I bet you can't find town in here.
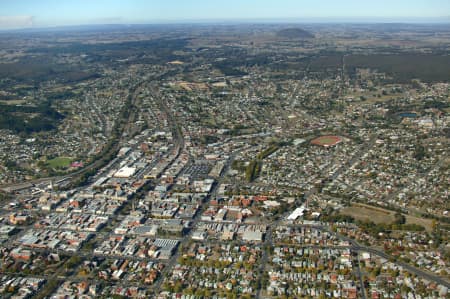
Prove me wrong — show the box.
[0,22,449,299]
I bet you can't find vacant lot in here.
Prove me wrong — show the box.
[405,215,433,232]
[341,204,395,224]
[341,203,433,231]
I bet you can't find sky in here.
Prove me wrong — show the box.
[0,0,449,29]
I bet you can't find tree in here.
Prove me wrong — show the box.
[65,256,81,270]
[414,144,426,160]
[393,212,406,225]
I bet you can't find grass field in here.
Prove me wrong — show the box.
[311,135,342,147]
[46,157,73,169]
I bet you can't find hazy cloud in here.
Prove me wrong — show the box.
[90,17,123,24]
[0,16,34,29]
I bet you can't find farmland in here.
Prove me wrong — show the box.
[346,54,450,83]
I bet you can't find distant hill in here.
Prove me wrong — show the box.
[276,28,314,39]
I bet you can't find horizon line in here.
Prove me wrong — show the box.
[1,16,450,32]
